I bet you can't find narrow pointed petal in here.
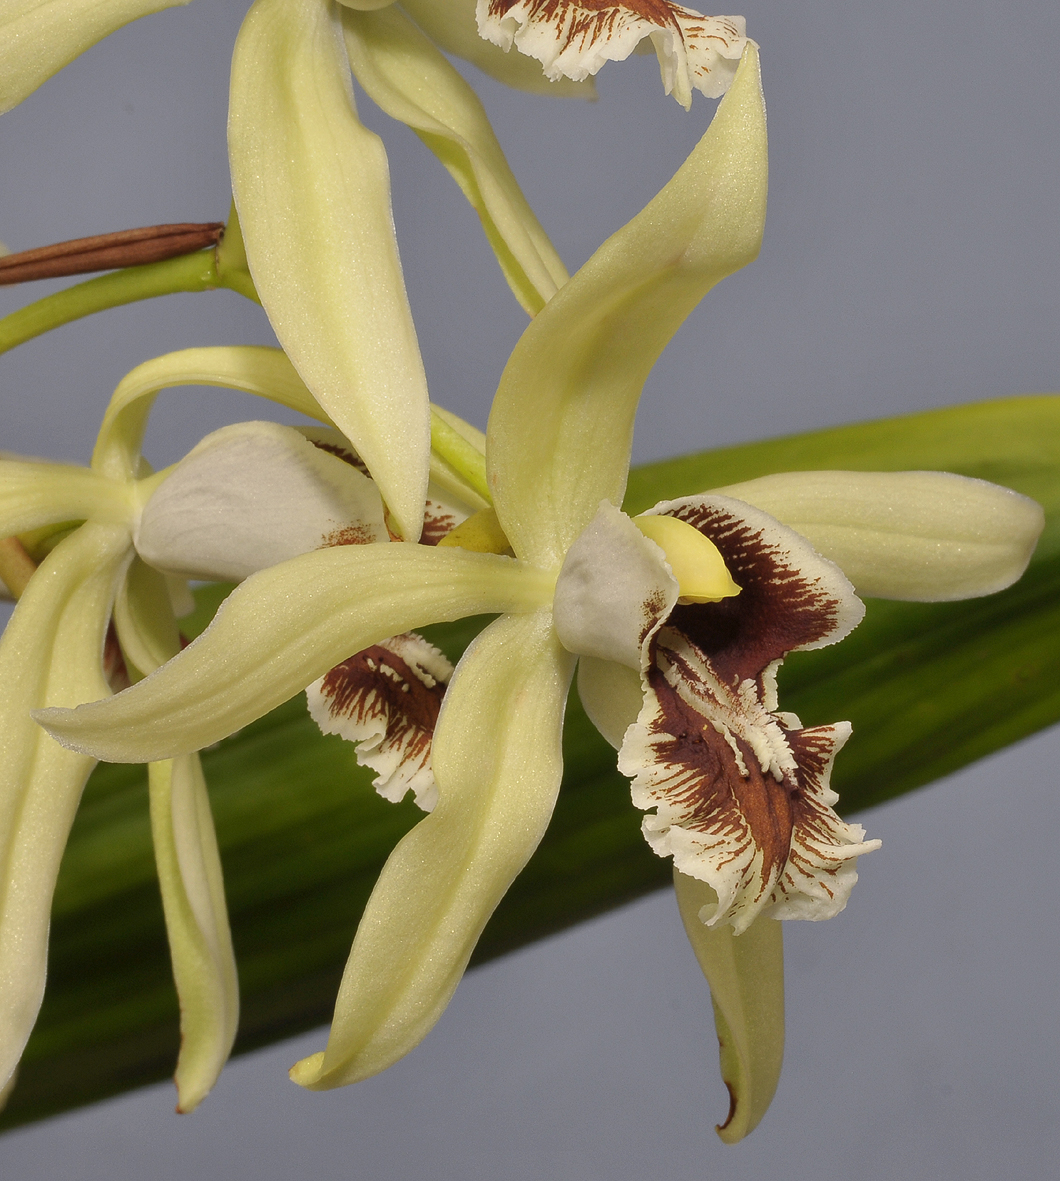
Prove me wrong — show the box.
[714,470,1046,602]
[93,346,331,482]
[0,523,129,1088]
[343,4,568,313]
[149,756,239,1112]
[674,872,784,1143]
[135,421,388,582]
[36,545,555,762]
[115,565,238,1111]
[488,44,766,567]
[0,0,189,114]
[0,459,129,536]
[478,1,748,108]
[290,609,575,1088]
[229,0,430,541]
[398,0,594,97]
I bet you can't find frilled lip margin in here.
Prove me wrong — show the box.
[477,0,749,104]
[616,495,881,933]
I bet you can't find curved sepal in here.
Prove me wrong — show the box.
[488,44,767,567]
[0,0,189,114]
[229,0,430,541]
[713,470,1045,602]
[93,346,331,483]
[290,610,575,1088]
[0,523,129,1089]
[343,4,567,313]
[115,561,238,1112]
[148,756,239,1112]
[36,545,555,762]
[674,870,784,1142]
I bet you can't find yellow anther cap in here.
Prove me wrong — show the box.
[633,514,741,603]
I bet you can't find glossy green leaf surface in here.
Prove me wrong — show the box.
[3,395,1058,1129]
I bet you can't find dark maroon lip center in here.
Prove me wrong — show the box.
[661,501,844,685]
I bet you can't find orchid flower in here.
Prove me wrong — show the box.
[33,48,1043,1137]
[0,347,375,1111]
[0,340,491,1108]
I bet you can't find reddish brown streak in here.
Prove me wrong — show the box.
[320,644,445,765]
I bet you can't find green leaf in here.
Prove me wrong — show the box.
[3,394,1058,1129]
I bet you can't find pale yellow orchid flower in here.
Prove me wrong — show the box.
[0,346,360,1112]
[34,50,1043,1139]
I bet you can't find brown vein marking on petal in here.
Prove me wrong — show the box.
[309,439,370,478]
[647,641,795,892]
[624,622,866,929]
[316,635,452,790]
[421,500,460,546]
[663,500,847,687]
[489,0,682,30]
[321,523,377,547]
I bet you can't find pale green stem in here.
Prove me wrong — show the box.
[0,249,260,357]
[429,411,490,504]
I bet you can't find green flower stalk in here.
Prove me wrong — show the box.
[32,49,1043,1137]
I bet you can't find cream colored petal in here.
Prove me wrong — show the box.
[553,500,677,669]
[290,609,575,1088]
[148,756,239,1112]
[674,872,784,1144]
[575,655,642,749]
[93,346,331,482]
[113,558,182,678]
[0,459,130,536]
[36,544,556,762]
[488,45,766,567]
[714,470,1045,602]
[399,0,594,96]
[0,0,189,114]
[135,421,388,582]
[230,0,430,542]
[343,4,567,314]
[0,522,129,1088]
[114,563,238,1112]
[478,1,747,109]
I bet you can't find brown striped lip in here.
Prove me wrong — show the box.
[478,0,748,103]
[306,634,454,812]
[617,494,878,931]
[0,222,224,285]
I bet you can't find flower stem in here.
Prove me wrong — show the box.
[0,248,258,357]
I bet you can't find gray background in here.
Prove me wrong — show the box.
[1,0,1059,1177]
